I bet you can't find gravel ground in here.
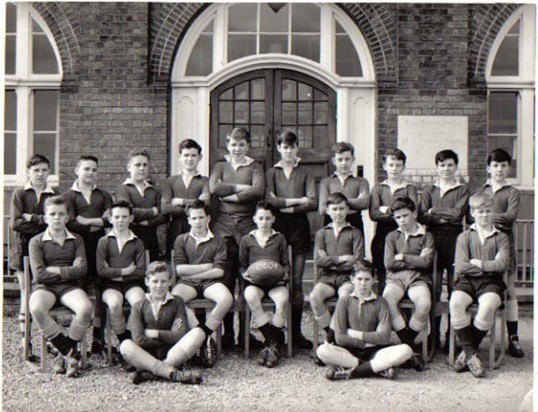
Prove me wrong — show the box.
[2,310,533,412]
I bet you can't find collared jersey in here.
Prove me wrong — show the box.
[96,230,146,281]
[332,292,392,348]
[319,173,370,215]
[10,182,59,236]
[455,225,510,277]
[160,173,210,218]
[173,231,227,271]
[265,162,316,213]
[314,223,365,274]
[239,230,289,274]
[115,179,167,228]
[419,182,469,233]
[369,181,418,225]
[479,181,520,233]
[29,228,87,286]
[384,225,434,273]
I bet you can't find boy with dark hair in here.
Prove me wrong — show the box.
[209,127,265,349]
[382,196,434,371]
[28,196,93,378]
[120,261,204,385]
[63,154,113,356]
[240,201,290,367]
[265,130,316,350]
[172,200,233,368]
[115,148,167,261]
[369,148,418,292]
[479,148,523,357]
[10,154,59,356]
[317,260,412,381]
[96,201,146,352]
[449,193,509,378]
[161,139,210,258]
[310,192,365,344]
[319,142,370,235]
[419,149,469,350]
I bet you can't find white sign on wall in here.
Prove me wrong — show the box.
[397,116,468,172]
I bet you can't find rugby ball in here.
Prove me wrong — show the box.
[247,260,285,287]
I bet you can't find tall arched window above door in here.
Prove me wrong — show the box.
[4,2,62,186]
[176,3,373,81]
[486,5,535,188]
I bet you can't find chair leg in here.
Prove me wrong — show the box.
[287,305,293,359]
[489,313,506,370]
[312,317,319,357]
[216,324,222,359]
[80,333,88,369]
[106,309,113,366]
[244,308,250,359]
[448,325,456,365]
[40,333,47,372]
[23,310,31,362]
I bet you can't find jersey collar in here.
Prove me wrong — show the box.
[381,179,409,192]
[350,291,378,302]
[42,228,77,242]
[274,157,301,169]
[469,223,499,239]
[123,178,153,188]
[24,181,56,194]
[484,179,511,192]
[224,155,256,170]
[188,229,215,245]
[106,229,138,241]
[249,229,278,238]
[397,223,426,237]
[71,180,97,193]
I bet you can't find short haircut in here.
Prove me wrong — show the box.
[353,260,374,277]
[487,148,512,165]
[435,149,458,165]
[128,148,150,162]
[78,155,99,166]
[27,154,50,169]
[110,200,133,215]
[44,196,68,213]
[277,130,299,146]
[146,261,171,279]
[178,139,202,155]
[383,148,407,164]
[226,127,251,144]
[255,201,275,215]
[469,192,494,210]
[390,196,416,214]
[331,142,354,157]
[326,192,348,207]
[187,199,210,216]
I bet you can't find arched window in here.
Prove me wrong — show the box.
[4,2,62,185]
[178,3,371,80]
[486,5,535,187]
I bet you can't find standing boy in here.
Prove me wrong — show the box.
[115,149,167,261]
[449,193,509,378]
[161,140,210,258]
[28,196,93,378]
[317,260,412,381]
[209,127,265,349]
[319,142,370,235]
[382,196,434,371]
[419,149,469,349]
[96,201,146,354]
[369,149,418,292]
[240,202,290,367]
[172,200,233,368]
[120,261,204,385]
[63,155,113,355]
[265,130,316,349]
[479,149,523,357]
[309,192,365,344]
[10,154,59,356]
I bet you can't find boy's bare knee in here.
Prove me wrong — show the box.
[119,339,134,357]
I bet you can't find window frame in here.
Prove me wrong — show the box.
[4,3,62,187]
[486,5,535,189]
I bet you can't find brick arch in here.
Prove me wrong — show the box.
[469,4,521,83]
[149,3,397,83]
[32,2,80,77]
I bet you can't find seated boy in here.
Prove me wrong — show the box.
[10,154,59,356]
[239,202,290,368]
[310,192,365,344]
[382,196,434,371]
[120,261,204,385]
[28,196,93,378]
[449,193,509,378]
[317,260,413,380]
[115,148,167,261]
[319,142,370,235]
[96,201,146,355]
[172,200,233,368]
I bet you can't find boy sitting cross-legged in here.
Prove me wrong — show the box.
[28,196,93,378]
[172,200,233,368]
[96,201,146,359]
[382,196,434,372]
[120,261,204,385]
[317,260,413,381]
[449,193,509,378]
[309,192,365,347]
[240,202,290,368]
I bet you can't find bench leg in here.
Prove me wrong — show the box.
[244,308,250,359]
[287,305,293,358]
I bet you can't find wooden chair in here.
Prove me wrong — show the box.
[104,250,150,365]
[243,245,293,359]
[448,273,507,370]
[23,257,89,372]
